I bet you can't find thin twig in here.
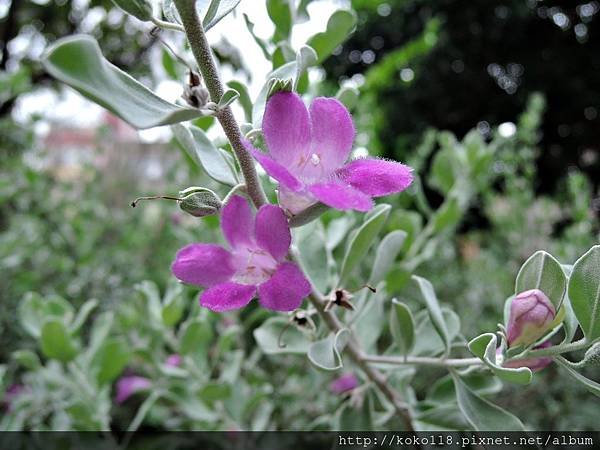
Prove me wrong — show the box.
[362,354,483,368]
[173,0,267,209]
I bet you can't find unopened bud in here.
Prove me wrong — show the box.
[183,71,210,108]
[178,187,222,217]
[506,289,556,347]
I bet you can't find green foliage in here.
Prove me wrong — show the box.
[43,36,207,129]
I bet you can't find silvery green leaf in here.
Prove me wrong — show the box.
[253,317,311,354]
[267,0,293,41]
[43,36,206,129]
[253,62,297,128]
[412,308,460,356]
[390,299,415,357]
[111,0,153,21]
[307,9,357,63]
[40,319,78,363]
[294,220,330,293]
[69,299,98,334]
[172,124,238,186]
[568,245,600,339]
[468,333,532,385]
[515,250,566,309]
[412,275,450,355]
[198,0,242,31]
[339,204,391,285]
[226,81,253,121]
[451,372,525,431]
[427,372,503,405]
[555,356,600,397]
[218,88,240,109]
[307,329,349,371]
[336,85,359,110]
[179,319,213,356]
[337,392,373,430]
[353,288,385,352]
[370,230,407,285]
[293,45,318,91]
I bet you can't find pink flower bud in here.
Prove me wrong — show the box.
[507,289,555,347]
[329,373,359,395]
[503,341,553,372]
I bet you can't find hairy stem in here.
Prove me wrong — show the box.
[363,354,483,368]
[173,0,267,209]
[509,338,590,361]
[299,276,416,431]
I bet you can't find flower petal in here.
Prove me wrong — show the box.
[115,376,151,404]
[255,204,291,261]
[309,97,355,173]
[338,158,413,197]
[309,181,373,212]
[263,91,311,167]
[200,282,256,312]
[221,195,254,249]
[245,140,304,192]
[258,262,311,311]
[172,243,235,287]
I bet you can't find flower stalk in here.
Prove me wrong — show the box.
[173,0,416,431]
[173,0,267,209]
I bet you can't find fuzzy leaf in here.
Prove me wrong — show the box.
[568,246,600,339]
[307,10,357,63]
[43,36,206,129]
[339,204,390,285]
[515,250,566,309]
[307,329,349,371]
[468,333,532,385]
[172,124,238,186]
[390,299,415,357]
[254,317,311,354]
[452,372,525,431]
[412,275,450,355]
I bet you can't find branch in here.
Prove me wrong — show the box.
[173,0,267,209]
[302,283,416,431]
[362,354,483,368]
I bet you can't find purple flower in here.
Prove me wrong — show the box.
[507,289,556,347]
[502,341,553,372]
[115,376,152,404]
[330,373,360,394]
[2,384,26,411]
[165,354,182,367]
[171,195,311,312]
[246,92,413,214]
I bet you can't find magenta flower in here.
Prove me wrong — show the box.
[171,195,311,312]
[115,376,152,404]
[330,372,360,395]
[246,92,413,214]
[502,341,553,372]
[507,289,556,347]
[165,354,182,367]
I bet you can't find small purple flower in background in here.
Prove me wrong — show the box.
[502,341,553,372]
[2,384,26,411]
[246,92,413,214]
[330,372,360,395]
[506,289,556,347]
[115,376,152,404]
[171,195,311,312]
[165,354,182,367]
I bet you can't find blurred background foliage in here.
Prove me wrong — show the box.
[1,0,599,432]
